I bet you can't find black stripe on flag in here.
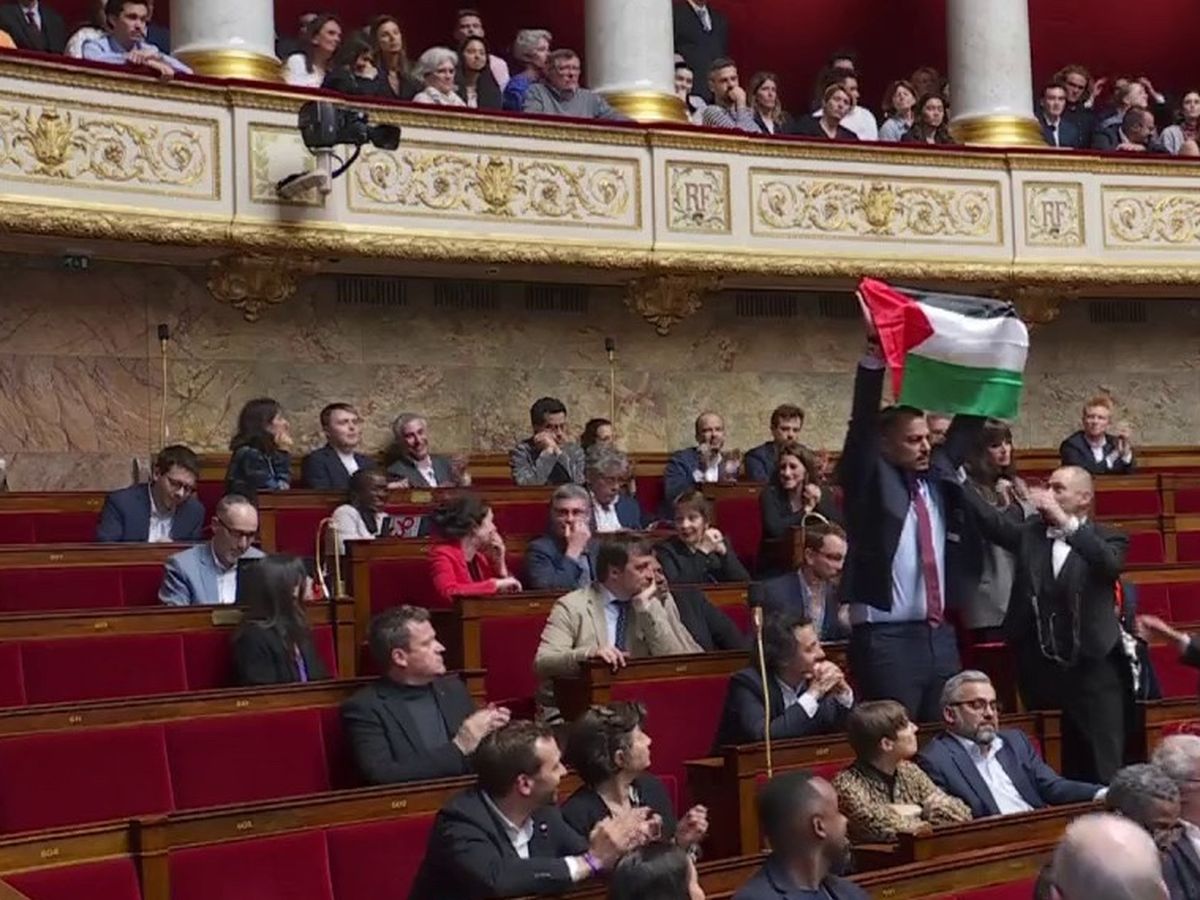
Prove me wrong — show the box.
[888,285,1017,320]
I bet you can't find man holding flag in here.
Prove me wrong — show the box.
[841,278,1029,724]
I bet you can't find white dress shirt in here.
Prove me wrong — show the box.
[687,0,713,31]
[1088,437,1133,470]
[692,454,722,483]
[777,677,854,718]
[336,449,360,477]
[592,499,622,533]
[1049,516,1082,578]
[147,485,174,543]
[811,104,879,140]
[481,792,587,881]
[952,734,1033,815]
[20,2,40,29]
[213,549,238,605]
[414,458,438,487]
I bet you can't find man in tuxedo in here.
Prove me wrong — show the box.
[510,396,586,486]
[744,403,806,482]
[1039,83,1083,149]
[96,444,204,543]
[385,413,469,489]
[341,605,510,785]
[962,466,1128,782]
[1153,735,1200,898]
[918,670,1103,819]
[585,450,643,533]
[663,411,740,507]
[300,403,375,491]
[525,484,596,591]
[408,721,653,900]
[158,495,264,605]
[750,522,851,641]
[1059,394,1135,474]
[0,0,66,52]
[672,0,728,103]
[712,609,853,750]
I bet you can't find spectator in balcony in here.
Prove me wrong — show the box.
[450,7,509,91]
[524,49,627,121]
[502,27,551,112]
[581,417,616,456]
[413,46,467,107]
[322,34,382,97]
[664,411,742,505]
[810,73,876,141]
[1038,83,1083,149]
[748,71,789,136]
[97,444,204,543]
[510,396,586,486]
[1160,90,1200,156]
[1055,64,1102,147]
[0,0,67,53]
[672,0,728,103]
[745,403,807,483]
[159,494,265,606]
[368,15,419,101]
[429,494,523,601]
[1099,80,1150,131]
[281,13,339,88]
[879,79,918,142]
[587,450,644,533]
[231,553,330,686]
[655,490,750,586]
[330,469,398,556]
[1093,107,1165,153]
[674,60,706,124]
[457,35,502,110]
[787,83,857,141]
[301,402,374,492]
[525,484,597,592]
[901,93,955,145]
[225,398,292,501]
[386,413,471,489]
[81,0,188,78]
[759,443,841,548]
[1059,394,1135,474]
[910,66,944,100]
[751,522,851,641]
[700,58,760,133]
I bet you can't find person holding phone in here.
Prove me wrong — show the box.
[330,469,396,555]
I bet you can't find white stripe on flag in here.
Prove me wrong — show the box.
[909,303,1029,372]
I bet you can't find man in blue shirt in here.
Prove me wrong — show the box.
[81,0,189,79]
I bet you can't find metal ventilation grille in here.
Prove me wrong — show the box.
[524,284,590,314]
[1088,300,1147,325]
[734,291,799,318]
[336,276,407,307]
[817,294,860,320]
[433,281,499,312]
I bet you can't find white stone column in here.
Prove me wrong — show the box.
[171,0,279,82]
[946,0,1044,145]
[585,0,684,122]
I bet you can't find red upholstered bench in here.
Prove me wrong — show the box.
[18,633,188,705]
[325,815,436,900]
[274,507,334,555]
[1150,643,1199,698]
[1169,582,1200,623]
[358,551,525,612]
[1178,532,1200,564]
[711,495,762,572]
[479,614,546,705]
[6,858,143,900]
[1095,489,1160,518]
[0,643,25,708]
[318,705,361,790]
[170,829,334,900]
[0,565,166,613]
[958,878,1039,899]
[1127,531,1165,565]
[1137,584,1172,619]
[1174,488,1200,514]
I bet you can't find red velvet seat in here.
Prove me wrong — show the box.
[275,508,333,555]
[20,634,188,704]
[0,642,26,708]
[480,615,545,704]
[325,815,437,900]
[119,565,171,606]
[1136,584,1172,619]
[957,878,1037,899]
[312,624,339,675]
[1169,582,1200,623]
[0,569,126,612]
[33,513,104,544]
[6,858,143,900]
[1174,488,1200,514]
[635,480,665,522]
[318,705,361,790]
[1150,643,1198,698]
[1126,531,1165,565]
[165,709,330,809]
[169,829,334,900]
[1094,489,1160,518]
[362,551,525,612]
[0,724,173,832]
[0,518,35,543]
[490,502,551,536]
[712,496,761,572]
[195,481,225,518]
[720,602,751,636]
[1178,532,1200,564]
[181,629,236,691]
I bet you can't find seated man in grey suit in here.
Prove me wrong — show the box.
[341,605,510,784]
[96,444,204,543]
[525,484,597,591]
[509,396,586,486]
[751,522,851,641]
[158,494,264,605]
[385,412,471,488]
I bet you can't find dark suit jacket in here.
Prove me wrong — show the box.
[1038,114,1083,149]
[672,1,728,102]
[917,729,1099,818]
[95,483,204,543]
[750,574,849,641]
[663,446,732,509]
[560,772,677,840]
[230,624,330,686]
[733,858,870,900]
[1091,123,1166,153]
[1164,829,1200,900]
[300,444,375,491]
[838,364,979,612]
[758,482,842,541]
[655,534,750,586]
[225,446,291,500]
[0,3,66,53]
[785,116,859,141]
[743,441,778,482]
[712,666,850,751]
[408,787,588,900]
[524,534,596,591]
[673,585,747,650]
[590,493,644,532]
[340,676,475,785]
[386,454,455,488]
[1059,430,1136,475]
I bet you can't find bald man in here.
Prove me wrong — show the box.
[1048,813,1167,900]
[961,466,1128,782]
[663,411,741,507]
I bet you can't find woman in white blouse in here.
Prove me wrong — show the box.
[330,469,395,555]
[282,14,342,88]
[412,46,467,107]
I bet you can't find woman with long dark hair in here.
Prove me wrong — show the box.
[428,494,522,601]
[231,554,329,685]
[457,35,503,109]
[749,71,789,135]
[879,79,918,141]
[369,15,420,100]
[1161,90,1200,156]
[322,33,385,96]
[901,93,955,144]
[608,843,705,900]
[225,398,292,499]
[282,13,341,88]
[759,442,841,541]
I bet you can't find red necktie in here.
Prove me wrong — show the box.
[910,478,943,625]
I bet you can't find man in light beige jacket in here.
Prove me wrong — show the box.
[534,533,697,723]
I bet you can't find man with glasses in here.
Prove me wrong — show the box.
[751,521,851,641]
[97,445,205,543]
[159,494,263,605]
[917,670,1104,819]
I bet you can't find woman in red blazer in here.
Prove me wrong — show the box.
[428,494,523,603]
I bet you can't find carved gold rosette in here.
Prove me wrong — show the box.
[624,273,720,335]
[207,254,319,322]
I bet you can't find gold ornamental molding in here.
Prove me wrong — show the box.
[624,273,720,335]
[1023,182,1084,247]
[207,253,319,322]
[666,162,730,233]
[1103,187,1200,248]
[1009,285,1073,329]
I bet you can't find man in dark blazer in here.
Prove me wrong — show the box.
[408,720,653,900]
[1038,83,1084,148]
[712,609,851,750]
[1059,395,1135,475]
[663,411,740,510]
[673,585,746,651]
[0,0,67,53]
[751,522,851,641]
[1091,107,1166,153]
[744,403,807,483]
[918,670,1103,818]
[96,444,204,542]
[524,485,597,591]
[962,465,1128,782]
[672,0,728,103]
[585,449,643,532]
[385,412,470,488]
[839,331,980,724]
[300,403,374,491]
[341,606,510,785]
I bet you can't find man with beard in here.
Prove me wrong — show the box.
[734,770,868,900]
[917,671,1104,819]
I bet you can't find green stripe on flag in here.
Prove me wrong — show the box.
[899,354,1024,420]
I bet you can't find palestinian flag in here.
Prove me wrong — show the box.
[857,277,1029,420]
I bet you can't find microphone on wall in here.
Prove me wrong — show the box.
[604,337,617,425]
[157,323,170,450]
[604,336,616,362]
